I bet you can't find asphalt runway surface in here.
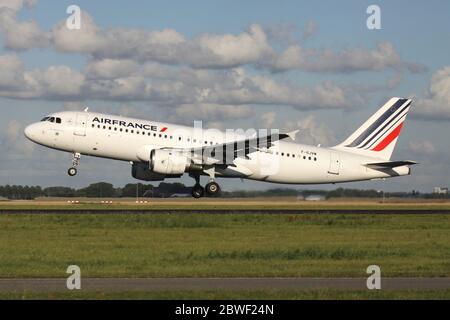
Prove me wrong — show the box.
[2,209,450,215]
[1,278,450,292]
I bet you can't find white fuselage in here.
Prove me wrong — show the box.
[24,111,410,185]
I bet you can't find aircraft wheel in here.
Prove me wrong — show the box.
[205,181,221,197]
[68,167,78,177]
[191,185,205,199]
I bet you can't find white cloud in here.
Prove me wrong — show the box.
[302,21,317,40]
[51,10,103,54]
[266,42,408,73]
[0,0,34,12]
[413,67,450,121]
[260,112,277,128]
[38,66,85,97]
[0,7,48,50]
[0,53,363,111]
[408,140,435,154]
[2,119,34,158]
[284,115,336,146]
[173,103,254,123]
[0,8,424,76]
[85,59,139,79]
[0,54,25,88]
[0,55,85,99]
[193,24,273,68]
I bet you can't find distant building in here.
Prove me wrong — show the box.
[170,193,191,198]
[305,195,326,201]
[433,187,449,195]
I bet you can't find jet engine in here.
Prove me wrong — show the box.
[150,149,190,175]
[132,163,168,181]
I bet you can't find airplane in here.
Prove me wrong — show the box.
[24,97,417,198]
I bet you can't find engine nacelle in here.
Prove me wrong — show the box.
[150,149,190,175]
[132,163,167,181]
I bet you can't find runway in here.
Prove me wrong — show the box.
[2,209,450,215]
[1,278,450,292]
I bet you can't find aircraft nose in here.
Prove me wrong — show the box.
[24,124,36,141]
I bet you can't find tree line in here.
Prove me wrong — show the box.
[0,182,190,199]
[0,183,447,200]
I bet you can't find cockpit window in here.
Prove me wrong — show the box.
[41,116,62,123]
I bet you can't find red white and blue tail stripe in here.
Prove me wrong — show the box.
[336,98,412,160]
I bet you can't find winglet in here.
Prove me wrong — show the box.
[287,130,300,141]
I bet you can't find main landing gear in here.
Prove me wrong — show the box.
[205,181,220,195]
[190,172,221,199]
[68,152,81,177]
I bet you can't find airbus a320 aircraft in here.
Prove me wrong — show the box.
[24,97,416,198]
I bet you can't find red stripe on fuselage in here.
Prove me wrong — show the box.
[160,127,168,132]
[371,122,404,152]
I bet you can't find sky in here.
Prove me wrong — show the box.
[0,0,449,192]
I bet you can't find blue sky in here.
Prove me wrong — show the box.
[0,0,449,192]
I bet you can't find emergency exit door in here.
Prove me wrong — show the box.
[328,152,340,175]
[74,113,88,136]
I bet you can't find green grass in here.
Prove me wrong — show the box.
[0,214,449,278]
[2,289,450,300]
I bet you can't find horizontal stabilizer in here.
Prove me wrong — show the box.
[365,160,418,170]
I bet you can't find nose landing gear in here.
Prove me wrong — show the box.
[68,152,81,177]
[68,167,78,177]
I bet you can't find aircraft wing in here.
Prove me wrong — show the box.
[364,160,418,170]
[165,130,299,165]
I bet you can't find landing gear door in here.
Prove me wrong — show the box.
[328,152,340,175]
[74,113,88,137]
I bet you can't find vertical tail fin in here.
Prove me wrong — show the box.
[335,97,412,160]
